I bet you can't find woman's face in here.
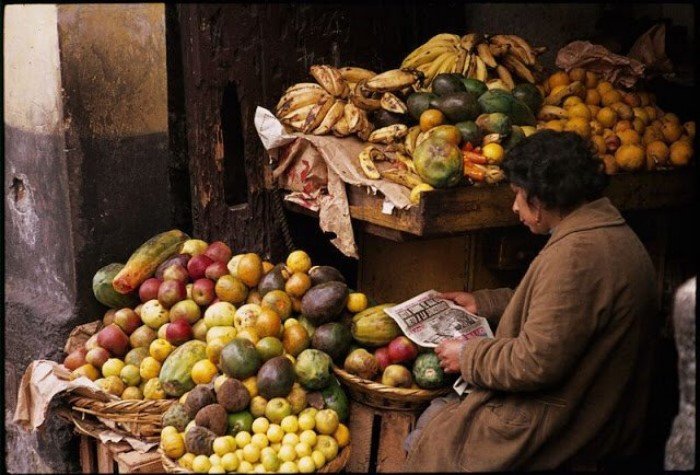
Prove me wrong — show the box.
[511,184,549,234]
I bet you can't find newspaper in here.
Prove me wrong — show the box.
[383,290,493,395]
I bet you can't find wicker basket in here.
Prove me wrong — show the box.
[332,365,451,411]
[69,395,176,442]
[159,446,351,473]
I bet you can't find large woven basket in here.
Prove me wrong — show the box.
[159,446,351,473]
[69,395,176,442]
[332,366,451,411]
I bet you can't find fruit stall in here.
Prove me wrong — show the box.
[9,4,696,474]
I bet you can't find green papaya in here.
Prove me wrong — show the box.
[351,304,401,347]
[477,90,536,126]
[159,340,207,397]
[92,263,139,308]
[413,138,464,189]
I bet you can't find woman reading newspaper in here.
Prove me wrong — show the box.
[404,130,658,471]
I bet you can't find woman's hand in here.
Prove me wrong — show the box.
[437,291,478,314]
[435,338,466,373]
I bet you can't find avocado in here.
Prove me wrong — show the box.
[432,91,481,123]
[512,83,543,116]
[258,264,286,297]
[321,378,349,422]
[406,92,438,121]
[431,73,467,96]
[301,281,349,325]
[460,78,488,98]
[476,113,513,136]
[220,338,261,380]
[308,266,346,287]
[371,109,408,128]
[455,121,482,147]
[502,125,526,152]
[256,356,296,399]
[311,322,353,363]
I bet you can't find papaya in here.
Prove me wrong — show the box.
[112,229,189,294]
[92,263,139,308]
[351,304,401,347]
[413,138,464,189]
[294,349,332,390]
[477,90,537,126]
[159,340,207,397]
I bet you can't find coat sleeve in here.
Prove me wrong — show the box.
[472,288,514,326]
[459,245,602,391]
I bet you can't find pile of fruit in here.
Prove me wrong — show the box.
[62,229,360,473]
[536,68,695,172]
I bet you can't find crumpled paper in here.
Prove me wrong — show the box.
[255,107,413,258]
[628,23,674,78]
[556,40,645,88]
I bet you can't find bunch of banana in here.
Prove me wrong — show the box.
[401,32,547,90]
[275,65,422,139]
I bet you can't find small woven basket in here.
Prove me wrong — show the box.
[69,395,176,442]
[332,366,451,411]
[159,446,351,473]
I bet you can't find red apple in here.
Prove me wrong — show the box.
[97,324,130,357]
[103,309,117,326]
[374,346,392,371]
[156,253,191,280]
[187,254,214,280]
[387,336,418,364]
[158,279,187,309]
[204,261,229,281]
[204,241,233,264]
[114,308,142,335]
[162,263,190,283]
[165,318,193,346]
[192,278,216,306]
[85,347,111,369]
[63,347,88,371]
[139,278,162,302]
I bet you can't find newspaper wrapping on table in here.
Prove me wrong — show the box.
[383,290,493,395]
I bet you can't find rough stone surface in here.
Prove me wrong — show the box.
[664,277,696,470]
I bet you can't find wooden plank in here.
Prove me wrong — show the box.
[115,451,163,474]
[376,411,415,473]
[346,402,375,473]
[96,442,114,473]
[79,436,96,474]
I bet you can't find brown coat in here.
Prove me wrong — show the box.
[405,198,658,471]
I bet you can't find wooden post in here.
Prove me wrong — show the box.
[79,436,96,473]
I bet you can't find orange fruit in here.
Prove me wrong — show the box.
[602,154,618,175]
[591,135,607,155]
[644,106,658,122]
[585,89,601,106]
[603,128,615,139]
[261,290,293,320]
[614,144,645,171]
[643,127,666,146]
[614,120,633,133]
[548,71,571,90]
[683,121,696,138]
[215,275,249,305]
[617,129,641,146]
[596,81,614,96]
[284,272,312,298]
[563,95,583,108]
[632,118,646,135]
[638,92,651,106]
[663,112,680,124]
[544,120,564,132]
[613,102,634,121]
[282,324,310,357]
[601,89,622,106]
[585,71,599,89]
[590,120,604,136]
[669,141,693,167]
[661,121,683,143]
[622,92,641,108]
[419,109,445,132]
[596,107,618,128]
[588,104,601,117]
[564,117,591,138]
[645,141,669,169]
[255,308,282,338]
[427,124,463,146]
[633,107,650,125]
[290,296,303,314]
[568,68,587,82]
[568,103,591,120]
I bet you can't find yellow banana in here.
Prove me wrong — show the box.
[310,65,348,97]
[454,47,468,74]
[486,79,511,91]
[365,69,422,93]
[475,56,488,82]
[358,145,382,179]
[312,99,346,135]
[505,35,536,65]
[350,80,382,111]
[502,54,536,83]
[332,116,351,137]
[302,95,336,133]
[460,33,483,52]
[394,150,418,174]
[488,43,510,58]
[276,84,325,111]
[380,169,424,189]
[466,53,478,79]
[462,52,473,76]
[404,125,421,156]
[402,44,457,69]
[343,102,363,133]
[537,105,569,121]
[402,33,460,66]
[423,51,456,86]
[276,89,329,117]
[339,67,377,84]
[543,81,585,106]
[368,124,409,144]
[380,92,408,114]
[280,103,315,122]
[476,42,497,68]
[356,111,375,141]
[495,65,515,90]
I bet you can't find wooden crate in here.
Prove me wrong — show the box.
[79,435,163,474]
[346,400,418,473]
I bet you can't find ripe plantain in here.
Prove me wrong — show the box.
[368,124,409,144]
[358,145,383,179]
[380,92,408,114]
[365,69,423,93]
[312,99,346,135]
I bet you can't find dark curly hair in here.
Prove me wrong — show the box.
[502,130,609,212]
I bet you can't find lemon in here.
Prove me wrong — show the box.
[278,444,297,462]
[102,358,125,378]
[149,338,174,362]
[297,455,316,473]
[191,454,212,473]
[252,417,270,434]
[191,359,218,384]
[346,293,369,313]
[481,143,505,165]
[280,415,299,434]
[279,461,299,473]
[251,433,269,449]
[286,250,312,274]
[409,183,434,205]
[242,444,261,464]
